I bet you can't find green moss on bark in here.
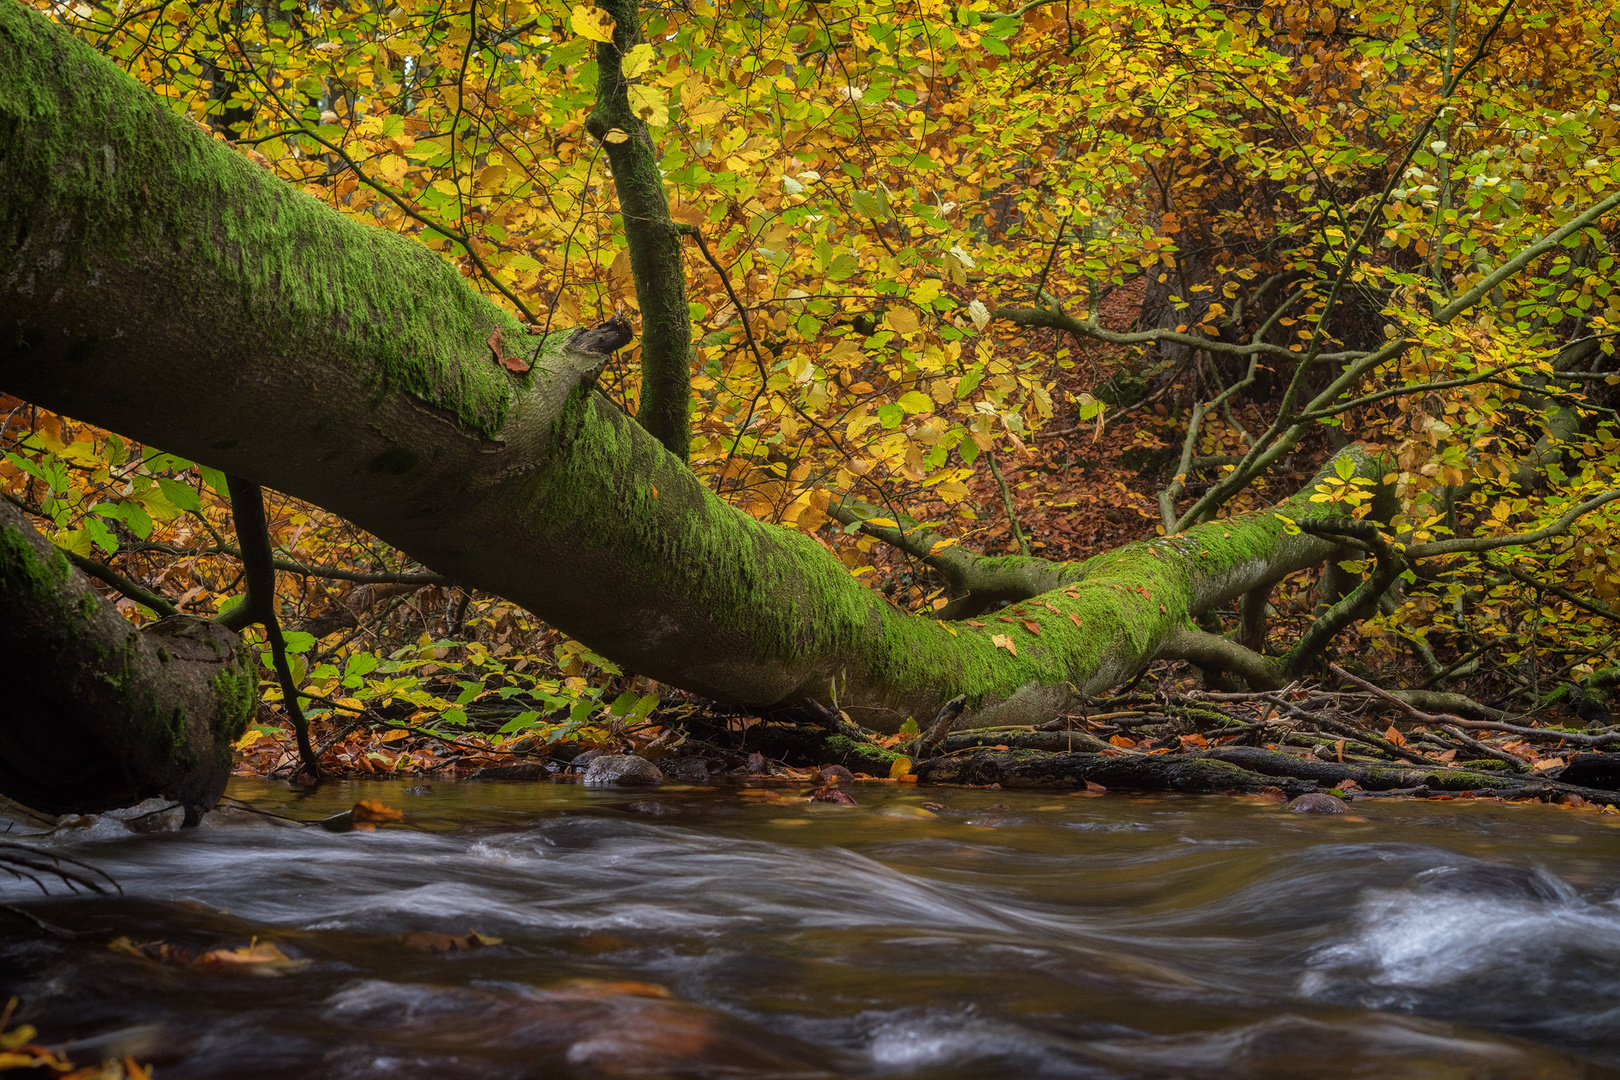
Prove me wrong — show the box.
[0,1,524,438]
[211,664,259,741]
[0,521,70,601]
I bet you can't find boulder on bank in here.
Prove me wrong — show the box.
[583,755,665,787]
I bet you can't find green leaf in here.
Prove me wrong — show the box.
[497,710,541,735]
[281,631,318,654]
[157,477,203,513]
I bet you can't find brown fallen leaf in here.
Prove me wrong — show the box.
[488,327,532,373]
[1021,619,1040,635]
[811,788,857,805]
[1069,612,1083,628]
[1382,725,1407,748]
[402,929,503,951]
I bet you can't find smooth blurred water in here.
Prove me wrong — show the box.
[5,778,1620,1078]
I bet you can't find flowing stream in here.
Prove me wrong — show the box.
[6,779,1620,1078]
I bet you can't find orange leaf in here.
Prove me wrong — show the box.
[1069,612,1083,628]
[1021,619,1040,635]
[353,799,404,824]
[1108,735,1137,747]
[1382,725,1406,747]
[991,633,1017,656]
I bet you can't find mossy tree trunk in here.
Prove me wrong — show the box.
[583,0,694,462]
[0,502,254,818]
[1,0,1371,816]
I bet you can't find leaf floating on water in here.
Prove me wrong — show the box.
[402,929,502,951]
[550,978,673,1000]
[108,936,193,965]
[347,799,405,832]
[195,940,311,974]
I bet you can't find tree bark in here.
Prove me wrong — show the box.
[0,501,253,816]
[0,0,1373,771]
[584,0,694,461]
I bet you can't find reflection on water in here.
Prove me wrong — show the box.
[4,779,1620,1078]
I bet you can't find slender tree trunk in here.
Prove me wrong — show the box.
[0,0,1368,775]
[584,0,694,461]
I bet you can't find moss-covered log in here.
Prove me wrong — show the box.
[0,502,253,817]
[916,743,1620,801]
[1,0,1374,759]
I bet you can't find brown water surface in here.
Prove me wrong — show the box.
[5,778,1620,1078]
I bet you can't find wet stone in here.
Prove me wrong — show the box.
[816,764,855,787]
[583,754,665,787]
[661,756,712,782]
[1286,793,1348,815]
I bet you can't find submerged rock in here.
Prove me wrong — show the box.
[467,763,548,781]
[660,756,712,782]
[1285,793,1347,815]
[583,755,664,787]
[816,764,855,787]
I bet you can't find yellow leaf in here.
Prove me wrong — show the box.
[889,756,912,778]
[570,4,615,43]
[991,633,1017,656]
[628,84,669,126]
[603,128,631,144]
[885,307,920,334]
[683,97,729,126]
[936,619,958,636]
[195,941,311,974]
[622,42,656,78]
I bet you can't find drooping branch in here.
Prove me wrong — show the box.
[218,476,320,778]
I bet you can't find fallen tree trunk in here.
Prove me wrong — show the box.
[916,745,1620,803]
[0,3,1375,811]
